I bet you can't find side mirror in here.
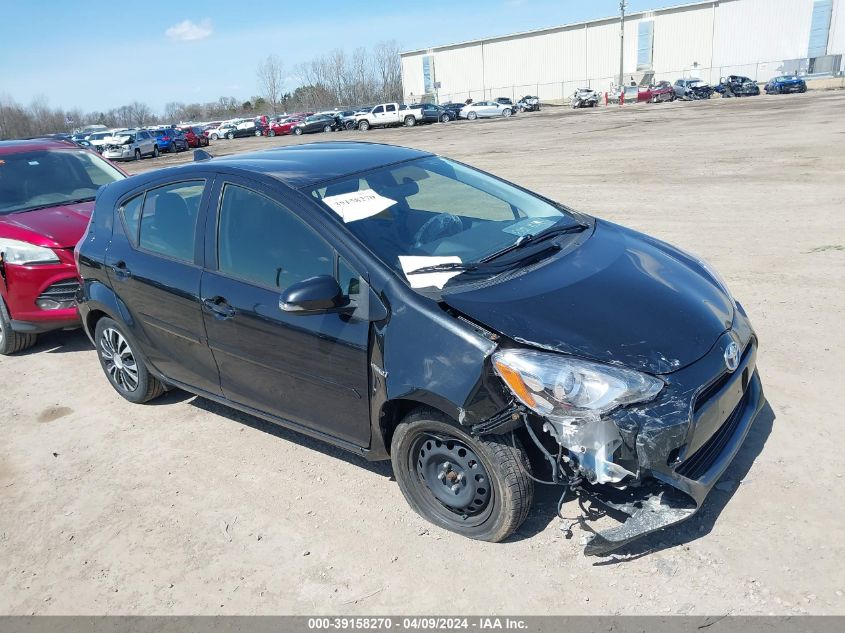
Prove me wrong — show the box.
[279,275,349,315]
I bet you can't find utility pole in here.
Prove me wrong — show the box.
[619,0,627,88]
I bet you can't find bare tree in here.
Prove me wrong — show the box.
[373,40,403,102]
[129,101,153,127]
[257,55,285,114]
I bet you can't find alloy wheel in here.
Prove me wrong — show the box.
[99,327,139,393]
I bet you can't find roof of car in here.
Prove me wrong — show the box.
[0,138,80,154]
[124,142,434,189]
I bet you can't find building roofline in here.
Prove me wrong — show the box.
[400,0,720,56]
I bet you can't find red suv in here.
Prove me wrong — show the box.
[179,126,210,148]
[0,139,126,354]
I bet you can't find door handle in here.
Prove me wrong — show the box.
[203,296,236,320]
[110,261,131,279]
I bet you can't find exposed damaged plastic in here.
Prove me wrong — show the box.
[543,417,636,484]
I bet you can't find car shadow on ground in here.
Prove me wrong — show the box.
[16,328,92,355]
[188,395,393,478]
[589,399,776,564]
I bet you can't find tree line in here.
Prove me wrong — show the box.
[0,40,403,140]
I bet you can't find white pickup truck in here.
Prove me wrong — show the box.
[355,103,423,131]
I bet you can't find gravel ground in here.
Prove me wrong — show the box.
[1,91,844,615]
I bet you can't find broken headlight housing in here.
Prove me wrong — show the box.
[492,348,663,422]
[492,348,664,484]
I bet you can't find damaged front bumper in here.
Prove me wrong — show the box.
[537,326,765,555]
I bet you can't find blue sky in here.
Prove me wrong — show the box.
[0,0,687,113]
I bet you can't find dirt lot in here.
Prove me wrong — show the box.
[2,92,844,615]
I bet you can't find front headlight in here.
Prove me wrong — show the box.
[0,238,60,265]
[492,348,663,422]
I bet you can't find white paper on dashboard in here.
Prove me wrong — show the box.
[399,256,463,289]
[322,188,396,222]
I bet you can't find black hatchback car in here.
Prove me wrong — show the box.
[76,142,765,554]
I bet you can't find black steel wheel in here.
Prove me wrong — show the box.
[95,317,164,404]
[391,409,533,542]
[0,298,36,355]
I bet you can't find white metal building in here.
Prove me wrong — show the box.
[400,0,845,104]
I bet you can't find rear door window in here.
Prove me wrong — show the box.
[136,180,205,262]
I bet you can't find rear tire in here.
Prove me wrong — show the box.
[391,409,533,542]
[404,116,416,127]
[0,298,37,355]
[94,317,164,404]
[294,127,303,135]
[226,132,234,140]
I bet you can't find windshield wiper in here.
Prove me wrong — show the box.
[5,196,96,215]
[481,221,588,263]
[405,262,479,275]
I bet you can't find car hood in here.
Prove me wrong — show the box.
[443,220,734,375]
[0,202,93,248]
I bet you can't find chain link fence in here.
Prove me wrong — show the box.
[428,55,843,105]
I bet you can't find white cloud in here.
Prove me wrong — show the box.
[165,18,213,42]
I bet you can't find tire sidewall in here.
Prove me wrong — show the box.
[391,415,527,542]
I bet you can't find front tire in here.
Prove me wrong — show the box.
[502,108,512,117]
[134,149,141,161]
[269,130,276,137]
[152,145,160,158]
[323,125,333,133]
[95,317,164,404]
[467,111,478,120]
[358,120,370,131]
[210,133,218,140]
[0,298,37,355]
[440,114,450,123]
[391,409,533,542]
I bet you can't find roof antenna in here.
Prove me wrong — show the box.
[193,149,213,162]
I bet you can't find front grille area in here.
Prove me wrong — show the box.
[693,341,753,413]
[37,279,80,303]
[677,388,749,480]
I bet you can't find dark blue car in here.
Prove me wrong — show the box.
[765,75,807,95]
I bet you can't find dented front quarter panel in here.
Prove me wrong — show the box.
[365,275,504,459]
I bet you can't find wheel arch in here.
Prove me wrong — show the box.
[378,397,461,457]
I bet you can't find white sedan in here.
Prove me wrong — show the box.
[458,101,514,120]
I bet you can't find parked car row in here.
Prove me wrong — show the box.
[70,124,209,161]
[0,137,766,558]
[611,74,807,105]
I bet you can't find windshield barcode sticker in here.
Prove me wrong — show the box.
[322,189,396,222]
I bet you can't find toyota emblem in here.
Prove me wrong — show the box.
[724,341,740,372]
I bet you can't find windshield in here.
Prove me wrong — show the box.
[310,156,582,284]
[0,149,124,215]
